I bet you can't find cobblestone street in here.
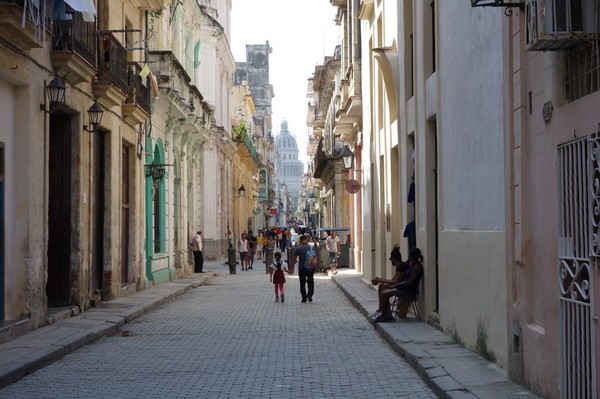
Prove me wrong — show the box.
[0,265,436,398]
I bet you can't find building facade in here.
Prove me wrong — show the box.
[0,0,165,336]
[502,1,600,397]
[312,0,600,397]
[0,0,272,345]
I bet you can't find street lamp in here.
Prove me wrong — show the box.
[341,145,354,170]
[83,101,104,133]
[40,76,66,113]
[238,184,246,198]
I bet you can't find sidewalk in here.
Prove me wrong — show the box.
[331,269,541,399]
[0,262,541,398]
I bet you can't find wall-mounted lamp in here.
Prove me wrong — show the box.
[83,101,104,133]
[341,145,355,170]
[145,163,171,180]
[233,184,246,199]
[40,76,66,113]
[220,134,228,143]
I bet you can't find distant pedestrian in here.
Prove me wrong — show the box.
[269,252,290,303]
[190,230,204,273]
[326,230,341,275]
[247,231,256,270]
[238,233,249,271]
[256,231,265,260]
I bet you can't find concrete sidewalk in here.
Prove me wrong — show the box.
[331,269,541,399]
[0,260,541,398]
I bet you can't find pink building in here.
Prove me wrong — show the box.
[504,1,600,397]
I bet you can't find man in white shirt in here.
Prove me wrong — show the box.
[190,230,204,273]
[325,231,341,275]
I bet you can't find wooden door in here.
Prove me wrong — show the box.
[47,115,72,306]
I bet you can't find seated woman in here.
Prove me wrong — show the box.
[373,247,423,323]
[369,245,408,321]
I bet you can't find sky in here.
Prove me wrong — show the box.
[230,0,340,168]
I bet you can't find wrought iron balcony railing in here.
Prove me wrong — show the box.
[96,33,127,94]
[52,12,96,67]
[125,63,151,114]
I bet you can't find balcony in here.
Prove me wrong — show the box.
[313,139,337,179]
[0,0,50,50]
[335,71,362,140]
[122,63,151,126]
[130,0,168,10]
[93,33,127,108]
[51,13,97,84]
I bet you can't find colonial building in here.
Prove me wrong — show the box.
[0,0,249,343]
[308,45,351,231]
[314,0,600,397]
[353,0,508,374]
[0,0,167,339]
[233,42,275,233]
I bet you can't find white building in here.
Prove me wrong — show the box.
[274,120,304,214]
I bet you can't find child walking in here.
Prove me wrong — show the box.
[269,252,289,302]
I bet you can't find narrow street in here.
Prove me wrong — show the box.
[0,261,436,399]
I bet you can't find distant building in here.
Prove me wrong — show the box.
[233,42,274,139]
[275,120,304,211]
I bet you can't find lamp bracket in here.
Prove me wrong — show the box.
[470,0,524,15]
[82,124,97,133]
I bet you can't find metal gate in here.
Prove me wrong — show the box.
[558,136,597,399]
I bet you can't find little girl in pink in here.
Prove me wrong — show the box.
[269,252,289,302]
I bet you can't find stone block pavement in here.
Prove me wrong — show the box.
[0,260,542,398]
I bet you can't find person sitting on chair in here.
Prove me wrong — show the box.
[373,247,423,323]
[369,245,408,321]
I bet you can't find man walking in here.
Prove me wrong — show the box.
[190,230,204,273]
[325,230,341,275]
[292,234,314,302]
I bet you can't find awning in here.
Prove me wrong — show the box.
[64,0,97,22]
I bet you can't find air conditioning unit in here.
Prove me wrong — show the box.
[525,0,600,51]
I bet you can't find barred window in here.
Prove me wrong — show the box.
[565,43,600,101]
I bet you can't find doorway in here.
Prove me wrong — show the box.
[0,143,4,320]
[47,114,72,306]
[121,145,130,283]
[92,131,105,294]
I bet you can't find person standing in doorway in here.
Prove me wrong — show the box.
[292,234,314,303]
[325,230,341,275]
[190,230,204,273]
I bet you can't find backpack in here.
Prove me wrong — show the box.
[305,246,318,271]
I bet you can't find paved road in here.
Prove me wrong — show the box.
[0,268,436,398]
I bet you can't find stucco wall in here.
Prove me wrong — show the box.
[437,4,507,365]
[439,230,507,366]
[438,5,505,231]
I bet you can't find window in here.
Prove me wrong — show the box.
[565,43,600,101]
